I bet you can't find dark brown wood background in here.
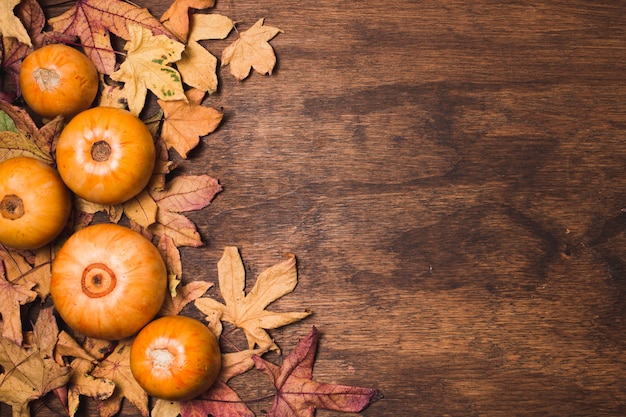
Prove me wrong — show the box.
[31,0,626,416]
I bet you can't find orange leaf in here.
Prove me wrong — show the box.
[158,91,223,158]
[48,0,173,74]
[160,0,216,41]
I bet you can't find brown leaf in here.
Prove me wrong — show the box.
[158,91,223,158]
[122,190,158,228]
[0,100,59,163]
[91,339,149,417]
[27,246,53,300]
[160,0,216,41]
[156,234,183,296]
[176,14,234,93]
[1,0,46,99]
[195,247,311,351]
[0,0,32,47]
[253,327,382,417]
[221,19,283,81]
[53,335,115,417]
[159,279,213,316]
[48,0,174,74]
[0,254,37,345]
[0,308,72,417]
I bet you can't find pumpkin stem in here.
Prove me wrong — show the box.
[0,195,24,220]
[33,67,61,91]
[150,348,175,369]
[91,140,111,162]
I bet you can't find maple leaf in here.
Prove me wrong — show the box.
[195,247,311,351]
[0,254,37,345]
[160,0,216,41]
[254,327,381,417]
[25,246,53,300]
[222,19,283,81]
[91,339,149,417]
[0,0,32,47]
[158,88,223,158]
[48,0,173,74]
[177,13,234,93]
[149,174,221,247]
[0,100,61,164]
[110,23,186,115]
[159,279,213,316]
[0,308,72,417]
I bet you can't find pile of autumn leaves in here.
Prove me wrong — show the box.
[0,0,381,416]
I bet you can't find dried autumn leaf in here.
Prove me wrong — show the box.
[122,190,158,229]
[159,278,213,316]
[0,256,37,345]
[1,0,46,99]
[221,19,283,81]
[61,337,115,417]
[158,88,223,158]
[149,174,221,247]
[156,234,184,296]
[48,0,173,74]
[27,245,53,300]
[0,100,62,162]
[0,308,72,417]
[91,339,149,417]
[0,0,32,47]
[160,0,216,41]
[195,247,311,351]
[253,327,382,417]
[111,23,186,115]
[177,14,234,93]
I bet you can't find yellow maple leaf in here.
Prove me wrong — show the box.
[195,247,311,351]
[0,0,32,47]
[111,23,186,115]
[157,88,223,158]
[221,18,283,81]
[177,13,234,94]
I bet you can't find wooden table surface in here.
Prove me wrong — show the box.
[28,0,626,416]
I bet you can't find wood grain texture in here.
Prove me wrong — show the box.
[26,0,626,416]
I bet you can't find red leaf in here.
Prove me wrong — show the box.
[48,0,174,74]
[253,327,381,417]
